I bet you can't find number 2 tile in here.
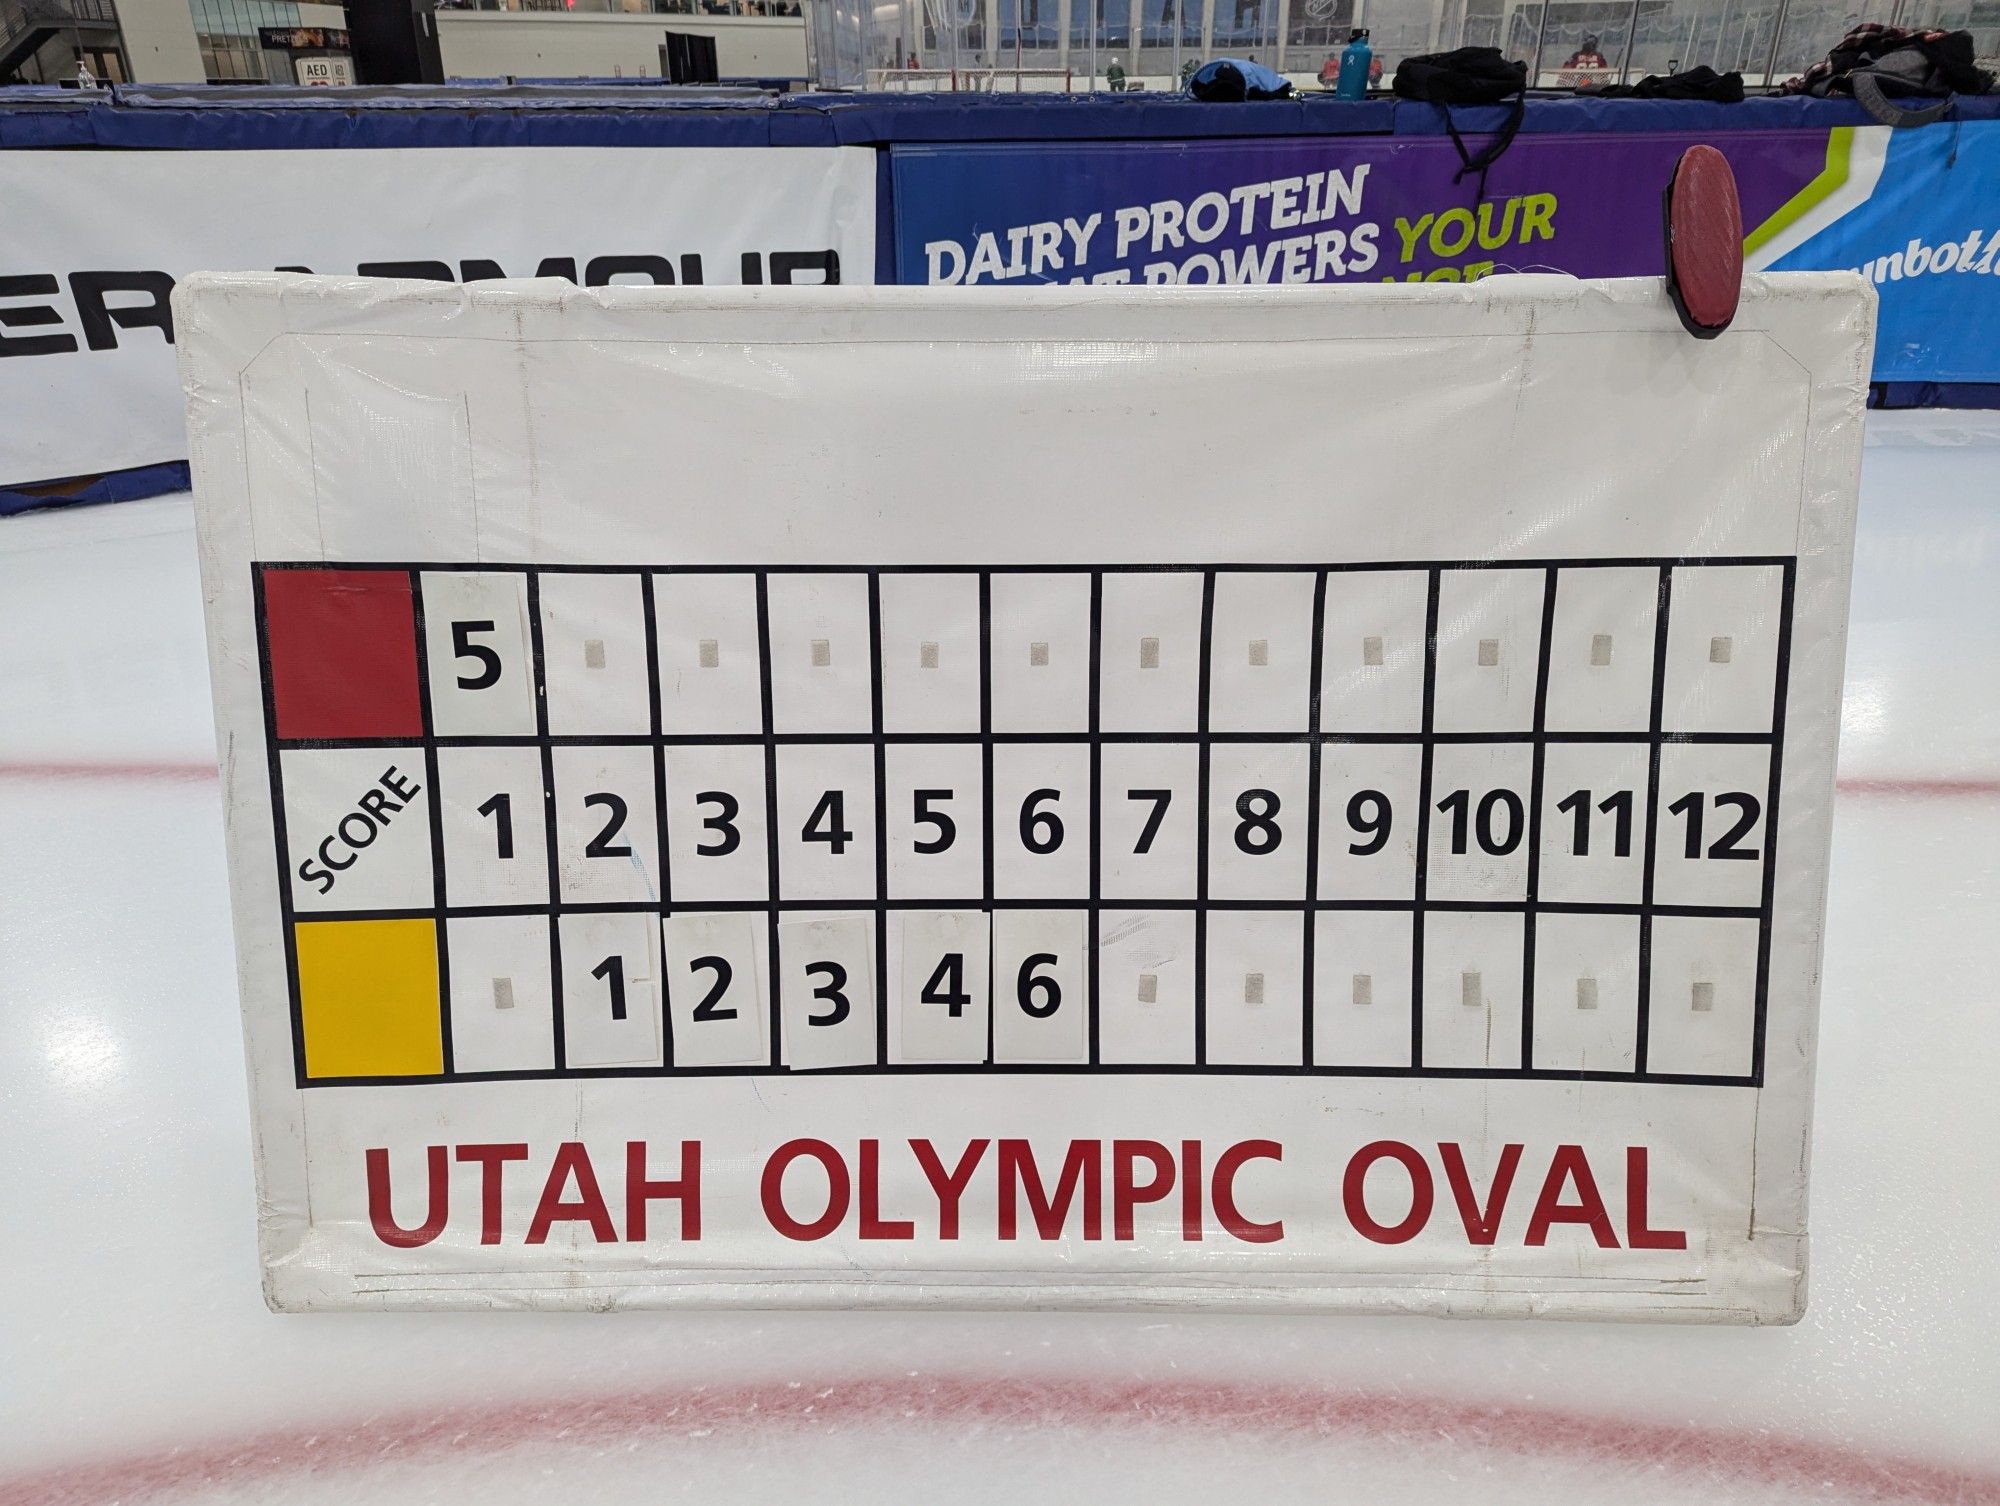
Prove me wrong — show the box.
[551,744,661,904]
[663,910,769,1067]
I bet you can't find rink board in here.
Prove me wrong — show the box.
[179,273,1871,1319]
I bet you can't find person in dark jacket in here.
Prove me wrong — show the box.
[1565,34,1608,67]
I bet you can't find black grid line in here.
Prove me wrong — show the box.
[1409,569,1442,1070]
[1634,566,1674,1076]
[298,1062,1762,1088]
[1193,570,1216,1066]
[1520,567,1559,1073]
[980,573,997,1066]
[1751,560,1797,1087]
[524,570,566,1073]
[754,574,782,1071]
[1087,572,1103,1067]
[258,556,1797,577]
[271,728,1780,752]
[254,568,310,1091]
[640,573,675,1068]
[407,569,456,1078]
[868,574,889,1068]
[1300,570,1328,1068]
[258,559,1789,1090]
[269,897,1769,921]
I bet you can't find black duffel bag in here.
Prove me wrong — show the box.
[1393,46,1528,197]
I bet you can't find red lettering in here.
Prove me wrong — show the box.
[1112,1139,1175,1240]
[366,1145,449,1249]
[1180,1140,1204,1242]
[1213,1139,1284,1243]
[1438,1141,1523,1245]
[997,1139,1102,1241]
[857,1139,915,1240]
[455,1143,528,1245]
[1625,1146,1687,1250]
[1343,1140,1433,1244]
[761,1138,848,1241]
[1525,1144,1620,1248]
[525,1142,617,1244]
[911,1138,989,1240]
[626,1139,701,1242]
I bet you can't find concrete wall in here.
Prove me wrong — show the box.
[436,12,806,80]
[115,0,206,81]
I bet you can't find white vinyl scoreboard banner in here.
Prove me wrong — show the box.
[180,271,1872,1319]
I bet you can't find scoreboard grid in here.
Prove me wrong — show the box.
[254,557,1795,1092]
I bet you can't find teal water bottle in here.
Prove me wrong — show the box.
[1336,27,1372,99]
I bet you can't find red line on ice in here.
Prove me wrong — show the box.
[2,1377,1996,1505]
[0,759,217,781]
[1834,776,2000,798]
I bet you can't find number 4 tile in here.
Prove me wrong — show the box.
[891,910,990,1064]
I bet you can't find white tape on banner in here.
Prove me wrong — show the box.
[0,147,876,488]
[180,272,1871,1320]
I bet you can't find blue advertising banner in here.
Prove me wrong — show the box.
[1755,123,2000,384]
[892,126,2000,384]
[891,136,1831,288]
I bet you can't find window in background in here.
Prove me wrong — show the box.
[81,41,130,78]
[999,0,1058,51]
[1135,0,1203,73]
[1355,0,1442,75]
[1069,0,1133,64]
[1209,0,1270,58]
[1767,0,1866,77]
[1618,0,1722,82]
[1457,0,1507,50]
[922,0,988,61]
[189,0,306,82]
[1285,0,1354,73]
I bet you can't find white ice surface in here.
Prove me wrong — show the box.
[1,412,1997,1504]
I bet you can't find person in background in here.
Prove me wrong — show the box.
[1319,51,1339,88]
[1565,33,1608,67]
[1180,55,1200,84]
[1107,57,1127,89]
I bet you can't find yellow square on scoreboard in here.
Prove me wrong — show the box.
[295,919,442,1079]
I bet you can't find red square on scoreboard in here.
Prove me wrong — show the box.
[263,569,423,741]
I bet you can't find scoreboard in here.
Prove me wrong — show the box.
[180,272,1869,1318]
[260,558,1788,1087]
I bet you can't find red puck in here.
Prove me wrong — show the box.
[1663,144,1744,340]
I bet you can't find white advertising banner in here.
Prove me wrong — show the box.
[180,272,1870,1320]
[0,147,876,487]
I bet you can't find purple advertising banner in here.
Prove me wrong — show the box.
[892,133,1833,289]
